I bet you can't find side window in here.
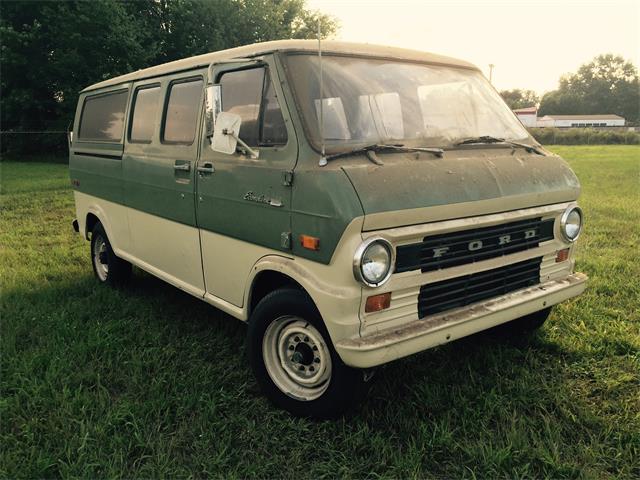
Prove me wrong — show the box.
[220,68,287,148]
[79,90,128,142]
[261,75,288,145]
[163,78,203,144]
[220,68,264,147]
[130,85,161,143]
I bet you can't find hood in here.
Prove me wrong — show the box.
[340,149,581,231]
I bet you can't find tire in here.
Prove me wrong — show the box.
[90,222,131,286]
[247,288,366,419]
[492,307,552,337]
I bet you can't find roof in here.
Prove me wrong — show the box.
[513,107,538,114]
[82,40,479,93]
[542,114,625,120]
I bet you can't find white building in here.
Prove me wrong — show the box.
[513,107,538,127]
[536,114,625,128]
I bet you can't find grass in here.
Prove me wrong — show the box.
[1,145,639,478]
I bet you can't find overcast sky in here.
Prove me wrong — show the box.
[308,0,640,94]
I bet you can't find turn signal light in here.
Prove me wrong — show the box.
[365,293,391,313]
[300,234,320,251]
[556,248,570,263]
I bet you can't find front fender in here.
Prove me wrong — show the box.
[244,217,365,345]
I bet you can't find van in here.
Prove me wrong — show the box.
[69,40,587,418]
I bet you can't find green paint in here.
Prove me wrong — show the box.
[340,150,581,215]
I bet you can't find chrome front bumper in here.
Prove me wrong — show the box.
[336,272,587,368]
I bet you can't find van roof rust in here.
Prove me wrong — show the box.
[82,40,479,93]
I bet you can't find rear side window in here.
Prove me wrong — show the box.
[163,78,203,144]
[79,90,128,142]
[130,85,161,143]
[220,68,287,147]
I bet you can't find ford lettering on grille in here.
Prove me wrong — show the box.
[396,217,555,273]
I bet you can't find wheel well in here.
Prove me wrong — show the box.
[85,213,99,239]
[249,270,304,314]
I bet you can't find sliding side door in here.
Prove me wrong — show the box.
[122,69,207,296]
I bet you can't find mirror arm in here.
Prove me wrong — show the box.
[225,129,259,159]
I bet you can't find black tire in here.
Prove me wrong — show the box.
[90,222,131,286]
[492,307,552,337]
[247,288,366,419]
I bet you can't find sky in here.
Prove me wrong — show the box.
[307,0,640,94]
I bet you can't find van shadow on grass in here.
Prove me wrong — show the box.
[5,267,634,478]
[4,265,587,420]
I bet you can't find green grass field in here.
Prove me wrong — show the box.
[1,146,639,478]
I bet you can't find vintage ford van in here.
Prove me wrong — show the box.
[70,40,587,417]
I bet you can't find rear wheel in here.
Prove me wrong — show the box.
[90,222,131,286]
[247,288,366,418]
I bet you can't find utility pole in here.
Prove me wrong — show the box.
[488,64,495,84]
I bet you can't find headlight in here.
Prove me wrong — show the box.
[353,238,394,287]
[560,206,583,242]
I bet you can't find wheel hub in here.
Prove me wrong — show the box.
[92,235,109,281]
[262,316,332,401]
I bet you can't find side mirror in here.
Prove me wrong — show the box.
[211,111,259,159]
[212,111,241,154]
[205,84,221,138]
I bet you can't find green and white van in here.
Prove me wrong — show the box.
[70,40,587,417]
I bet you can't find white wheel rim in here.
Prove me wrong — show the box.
[92,234,109,281]
[262,315,332,401]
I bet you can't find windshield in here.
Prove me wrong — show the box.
[284,54,531,153]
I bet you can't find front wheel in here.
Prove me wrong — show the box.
[492,307,552,338]
[247,288,366,418]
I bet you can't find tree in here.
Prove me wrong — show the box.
[499,89,539,110]
[0,0,337,154]
[538,54,639,123]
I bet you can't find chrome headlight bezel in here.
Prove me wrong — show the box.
[353,237,395,287]
[560,206,583,242]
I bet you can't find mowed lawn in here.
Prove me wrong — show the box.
[1,146,639,478]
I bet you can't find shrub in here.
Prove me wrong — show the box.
[528,128,640,145]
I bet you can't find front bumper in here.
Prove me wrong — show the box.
[336,272,587,368]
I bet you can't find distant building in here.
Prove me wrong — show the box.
[513,106,538,127]
[536,114,625,128]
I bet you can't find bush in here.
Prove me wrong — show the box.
[528,128,640,145]
[0,132,68,159]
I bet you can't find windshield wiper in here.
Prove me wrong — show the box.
[455,136,545,155]
[323,143,444,166]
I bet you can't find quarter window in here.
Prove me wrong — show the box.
[79,90,128,142]
[130,86,161,143]
[220,68,287,147]
[163,78,203,144]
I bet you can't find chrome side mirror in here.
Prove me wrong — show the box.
[205,84,221,138]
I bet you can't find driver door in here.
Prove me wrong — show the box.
[196,56,298,307]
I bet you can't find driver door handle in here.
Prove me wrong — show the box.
[197,162,215,175]
[173,161,191,172]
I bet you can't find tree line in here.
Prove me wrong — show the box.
[0,0,336,154]
[500,54,639,124]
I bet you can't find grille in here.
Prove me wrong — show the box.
[418,257,542,317]
[396,217,554,273]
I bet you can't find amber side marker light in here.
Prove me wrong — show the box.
[365,293,392,313]
[300,234,320,251]
[556,248,570,263]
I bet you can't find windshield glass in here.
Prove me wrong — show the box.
[284,54,530,153]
